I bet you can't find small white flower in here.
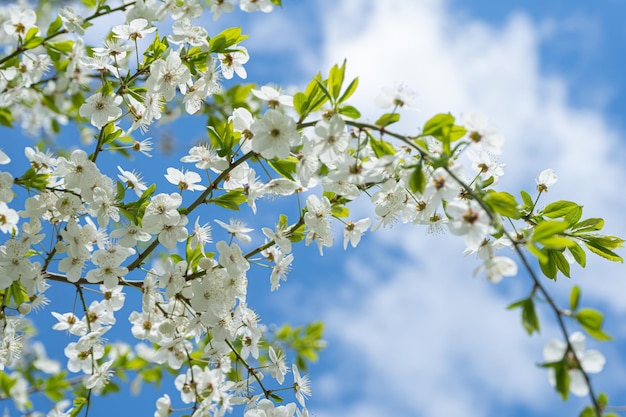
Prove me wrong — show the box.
[343,218,371,249]
[79,93,123,128]
[112,18,156,41]
[0,149,10,165]
[215,219,253,243]
[251,109,300,159]
[117,166,148,197]
[536,168,558,192]
[218,46,249,79]
[543,332,605,397]
[164,167,204,192]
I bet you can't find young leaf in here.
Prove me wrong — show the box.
[409,161,426,195]
[569,285,581,312]
[338,77,358,104]
[375,112,400,128]
[483,191,520,219]
[211,190,247,211]
[338,105,361,119]
[542,200,580,218]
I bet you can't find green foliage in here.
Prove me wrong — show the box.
[275,322,326,371]
[576,308,612,341]
[209,27,249,54]
[211,190,247,210]
[508,297,540,334]
[409,160,426,195]
[420,113,466,155]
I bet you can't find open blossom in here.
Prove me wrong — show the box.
[446,200,493,251]
[375,84,416,109]
[79,93,123,128]
[117,166,147,197]
[311,114,350,166]
[476,255,517,283]
[292,364,312,407]
[463,112,504,155]
[164,167,204,191]
[240,0,274,12]
[268,346,288,384]
[251,109,300,159]
[215,218,253,243]
[0,202,18,233]
[543,332,605,397]
[218,46,249,79]
[217,240,250,278]
[112,18,156,41]
[252,85,293,107]
[0,150,9,165]
[59,7,85,35]
[145,52,191,101]
[343,218,372,249]
[3,8,36,39]
[180,144,228,171]
[536,168,557,192]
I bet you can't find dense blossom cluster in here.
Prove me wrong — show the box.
[0,1,621,417]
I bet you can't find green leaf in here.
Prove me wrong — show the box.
[508,298,540,334]
[576,308,612,341]
[23,27,43,49]
[375,112,400,127]
[48,40,74,53]
[47,16,63,36]
[211,190,247,211]
[338,77,358,104]
[8,281,28,306]
[542,200,580,218]
[571,218,604,233]
[0,107,13,127]
[270,393,284,403]
[569,285,581,311]
[0,372,16,396]
[409,161,426,195]
[70,397,87,417]
[522,299,540,334]
[568,243,587,267]
[313,77,333,103]
[209,27,249,53]
[330,205,349,218]
[293,92,308,117]
[539,236,576,249]
[576,308,603,330]
[327,60,346,100]
[268,158,297,181]
[447,125,467,142]
[483,191,520,219]
[564,205,583,226]
[584,240,623,263]
[520,190,534,208]
[539,250,557,280]
[422,113,455,137]
[338,105,361,119]
[368,133,396,157]
[552,250,571,278]
[533,220,569,241]
[555,362,570,400]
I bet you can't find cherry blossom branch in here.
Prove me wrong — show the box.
[345,120,603,415]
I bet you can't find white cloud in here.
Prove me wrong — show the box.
[271,0,626,416]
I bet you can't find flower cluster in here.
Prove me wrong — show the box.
[0,1,620,417]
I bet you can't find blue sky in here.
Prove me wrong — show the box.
[2,0,626,416]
